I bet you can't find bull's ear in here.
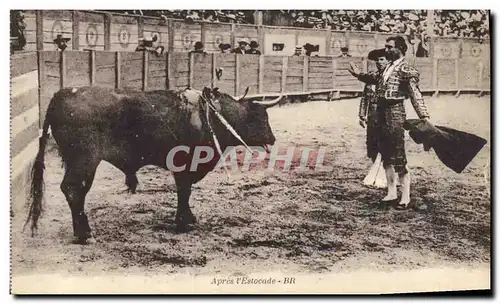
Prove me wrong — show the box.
[211,87,222,100]
[202,87,212,99]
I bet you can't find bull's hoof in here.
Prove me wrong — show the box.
[125,175,138,194]
[72,236,95,245]
[186,215,197,225]
[72,232,94,245]
[175,222,193,234]
[174,212,197,225]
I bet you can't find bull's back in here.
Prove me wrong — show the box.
[47,86,190,165]
[48,87,138,160]
[50,87,126,124]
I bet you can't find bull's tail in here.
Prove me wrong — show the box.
[23,106,52,236]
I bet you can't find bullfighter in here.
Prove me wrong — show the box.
[349,36,430,210]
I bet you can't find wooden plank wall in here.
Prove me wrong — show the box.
[347,32,378,58]
[204,23,232,53]
[214,54,236,94]
[95,51,116,88]
[40,51,60,122]
[375,33,393,50]
[234,24,259,46]
[147,52,168,90]
[41,10,74,51]
[238,55,260,96]
[437,59,458,91]
[481,58,490,91]
[170,52,190,90]
[76,11,106,50]
[22,11,38,51]
[414,58,434,92]
[143,18,169,51]
[308,56,335,91]
[296,28,329,55]
[262,56,282,94]
[330,31,348,56]
[10,52,40,212]
[191,53,213,91]
[109,14,139,52]
[334,57,364,92]
[433,37,461,59]
[120,51,143,89]
[65,51,90,87]
[172,21,202,52]
[458,58,482,91]
[35,50,490,110]
[286,56,305,93]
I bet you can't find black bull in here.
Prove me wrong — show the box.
[25,86,282,243]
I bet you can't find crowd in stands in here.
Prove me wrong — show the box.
[433,10,489,39]
[282,10,489,40]
[111,9,489,40]
[109,10,255,24]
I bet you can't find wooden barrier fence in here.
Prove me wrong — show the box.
[10,52,40,211]
[33,49,491,127]
[38,49,490,101]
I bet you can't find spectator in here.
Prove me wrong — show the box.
[190,41,207,54]
[54,34,70,51]
[10,10,26,52]
[293,45,303,56]
[415,33,430,57]
[246,41,261,55]
[136,34,156,50]
[339,47,352,57]
[232,39,248,54]
[219,43,232,53]
[303,43,320,56]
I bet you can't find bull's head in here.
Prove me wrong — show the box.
[202,86,282,152]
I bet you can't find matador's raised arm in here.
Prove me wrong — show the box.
[355,71,379,85]
[348,62,378,85]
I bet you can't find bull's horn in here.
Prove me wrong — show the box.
[237,87,250,101]
[252,94,283,107]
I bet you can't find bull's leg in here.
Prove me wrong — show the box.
[173,175,196,233]
[125,173,138,194]
[60,160,98,244]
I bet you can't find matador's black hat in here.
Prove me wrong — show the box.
[368,48,386,61]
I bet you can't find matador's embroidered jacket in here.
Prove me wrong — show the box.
[356,58,430,119]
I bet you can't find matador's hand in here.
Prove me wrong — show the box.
[348,62,361,77]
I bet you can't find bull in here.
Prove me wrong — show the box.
[25,85,281,244]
